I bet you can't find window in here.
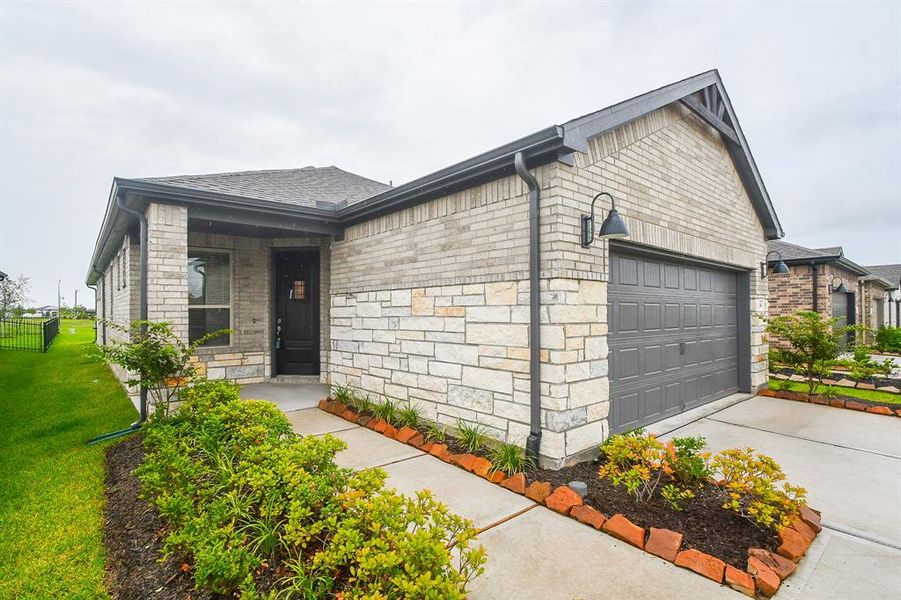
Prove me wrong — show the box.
[188,250,231,346]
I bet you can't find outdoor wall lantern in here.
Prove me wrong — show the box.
[580,192,629,247]
[760,250,790,278]
[829,276,849,294]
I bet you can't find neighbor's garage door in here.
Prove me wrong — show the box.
[609,248,739,433]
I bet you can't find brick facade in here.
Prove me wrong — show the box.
[97,104,772,467]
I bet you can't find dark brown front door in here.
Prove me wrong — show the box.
[274,249,320,375]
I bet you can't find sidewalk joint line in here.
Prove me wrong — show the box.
[701,417,901,460]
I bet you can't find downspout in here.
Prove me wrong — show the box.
[514,152,542,463]
[87,194,149,445]
[116,193,150,426]
[810,262,818,313]
[86,282,97,343]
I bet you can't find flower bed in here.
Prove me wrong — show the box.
[104,380,486,599]
[320,389,821,598]
[770,367,901,393]
[759,386,901,417]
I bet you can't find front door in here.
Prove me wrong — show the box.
[274,249,320,375]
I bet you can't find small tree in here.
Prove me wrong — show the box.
[767,311,849,394]
[0,274,31,318]
[95,320,230,418]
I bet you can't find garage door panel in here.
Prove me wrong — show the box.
[610,249,740,433]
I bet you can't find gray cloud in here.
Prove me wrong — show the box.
[1,1,898,305]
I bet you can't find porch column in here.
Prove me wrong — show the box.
[145,202,189,341]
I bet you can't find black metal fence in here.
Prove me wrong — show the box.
[0,317,60,352]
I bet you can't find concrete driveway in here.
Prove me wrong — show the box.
[256,384,901,598]
[659,395,901,599]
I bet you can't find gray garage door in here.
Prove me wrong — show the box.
[609,249,739,433]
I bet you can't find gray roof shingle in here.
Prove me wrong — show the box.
[767,240,841,261]
[139,166,391,208]
[865,264,901,288]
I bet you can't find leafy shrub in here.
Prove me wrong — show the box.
[841,343,894,380]
[488,443,534,476]
[331,383,354,405]
[178,379,241,412]
[661,483,694,512]
[711,447,807,530]
[456,420,489,453]
[875,326,901,353]
[95,320,230,417]
[666,435,712,485]
[767,311,849,394]
[598,429,669,503]
[137,386,485,597]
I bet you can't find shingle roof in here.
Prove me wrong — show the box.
[767,240,841,262]
[865,264,901,288]
[139,166,391,208]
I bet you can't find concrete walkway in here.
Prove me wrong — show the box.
[251,384,901,598]
[253,383,738,599]
[661,395,901,599]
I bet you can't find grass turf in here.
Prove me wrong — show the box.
[770,378,901,406]
[0,320,136,599]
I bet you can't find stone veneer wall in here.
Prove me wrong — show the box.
[329,103,774,467]
[550,104,772,390]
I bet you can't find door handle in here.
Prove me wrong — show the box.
[679,341,686,355]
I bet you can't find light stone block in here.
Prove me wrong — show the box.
[461,366,513,394]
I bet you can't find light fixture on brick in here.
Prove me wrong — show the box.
[761,250,789,278]
[829,276,849,294]
[580,191,629,247]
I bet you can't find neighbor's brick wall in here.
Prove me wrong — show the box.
[95,232,141,390]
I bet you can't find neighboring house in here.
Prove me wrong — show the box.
[33,305,59,318]
[86,70,783,468]
[864,264,901,327]
[766,240,894,334]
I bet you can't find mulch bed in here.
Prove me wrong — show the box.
[770,366,901,390]
[528,459,778,569]
[323,399,780,570]
[104,435,211,600]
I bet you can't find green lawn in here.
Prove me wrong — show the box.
[0,320,136,599]
[770,377,901,406]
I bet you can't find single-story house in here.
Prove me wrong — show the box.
[766,240,895,335]
[864,264,901,327]
[86,70,782,468]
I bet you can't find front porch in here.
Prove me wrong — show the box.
[143,201,335,385]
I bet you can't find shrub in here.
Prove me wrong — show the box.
[456,420,489,453]
[711,447,807,530]
[767,311,850,394]
[94,320,230,417]
[137,385,486,597]
[841,342,894,380]
[331,383,354,405]
[875,326,901,353]
[666,435,712,485]
[598,429,669,503]
[178,379,241,412]
[488,443,534,476]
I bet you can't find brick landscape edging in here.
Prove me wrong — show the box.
[759,388,901,418]
[318,397,821,598]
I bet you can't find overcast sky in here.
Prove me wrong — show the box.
[1,1,899,306]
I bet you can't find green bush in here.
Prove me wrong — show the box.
[488,442,533,476]
[767,311,849,394]
[875,326,901,353]
[456,420,490,453]
[598,429,676,504]
[711,447,807,530]
[137,386,485,597]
